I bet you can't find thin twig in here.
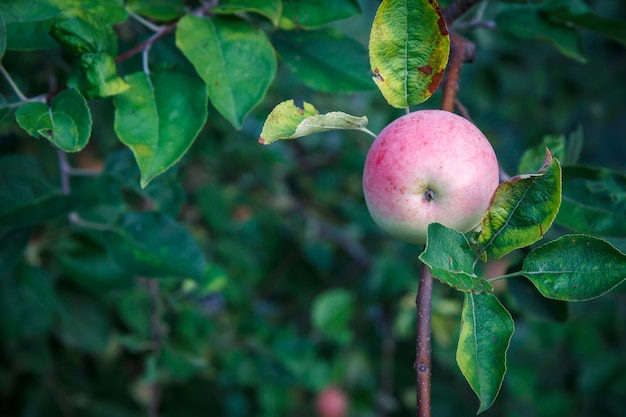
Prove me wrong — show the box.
[127,9,163,32]
[57,149,72,195]
[0,65,29,102]
[415,263,433,417]
[115,22,177,64]
[147,279,162,417]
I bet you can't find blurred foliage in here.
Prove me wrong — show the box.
[1,1,625,417]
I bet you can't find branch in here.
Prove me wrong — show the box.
[442,0,484,25]
[441,33,475,113]
[115,22,177,64]
[415,263,433,417]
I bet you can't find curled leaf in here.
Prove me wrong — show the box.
[475,149,562,259]
[259,99,369,145]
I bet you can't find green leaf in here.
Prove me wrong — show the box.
[50,8,117,56]
[126,0,185,21]
[54,234,132,292]
[16,87,92,152]
[0,226,32,273]
[175,15,276,129]
[280,0,360,29]
[0,263,56,341]
[542,0,626,46]
[101,148,185,217]
[0,0,126,51]
[497,5,587,63]
[0,13,6,60]
[55,289,110,354]
[507,276,568,322]
[518,134,566,174]
[556,165,626,237]
[419,223,493,293]
[475,150,562,259]
[311,288,355,345]
[272,29,374,93]
[522,234,626,301]
[71,52,130,98]
[456,292,514,414]
[105,211,208,280]
[214,0,282,26]
[259,99,369,145]
[0,155,75,226]
[113,68,208,188]
[369,0,450,108]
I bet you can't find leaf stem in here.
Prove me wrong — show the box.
[0,65,29,102]
[68,212,113,231]
[415,262,433,417]
[488,270,523,283]
[127,9,163,32]
[361,127,378,138]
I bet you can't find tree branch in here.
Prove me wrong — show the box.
[441,33,475,113]
[415,263,433,417]
[442,0,484,25]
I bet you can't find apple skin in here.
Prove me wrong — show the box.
[362,110,499,244]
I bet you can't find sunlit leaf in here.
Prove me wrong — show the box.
[113,68,208,188]
[71,52,130,98]
[522,234,626,301]
[259,99,369,145]
[175,14,276,129]
[419,223,493,293]
[369,0,450,108]
[475,150,562,259]
[457,292,514,414]
[557,165,626,237]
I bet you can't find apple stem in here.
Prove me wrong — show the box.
[415,262,433,417]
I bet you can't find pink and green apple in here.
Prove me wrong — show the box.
[362,110,500,244]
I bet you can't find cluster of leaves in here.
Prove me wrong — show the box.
[1,0,626,416]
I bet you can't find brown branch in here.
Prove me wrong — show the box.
[442,0,484,25]
[441,32,475,113]
[115,22,177,64]
[415,263,434,417]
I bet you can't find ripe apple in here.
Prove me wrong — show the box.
[315,386,348,417]
[362,110,499,244]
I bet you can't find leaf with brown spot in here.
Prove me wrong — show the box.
[369,0,450,108]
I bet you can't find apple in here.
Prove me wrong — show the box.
[362,110,499,244]
[315,386,348,417]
